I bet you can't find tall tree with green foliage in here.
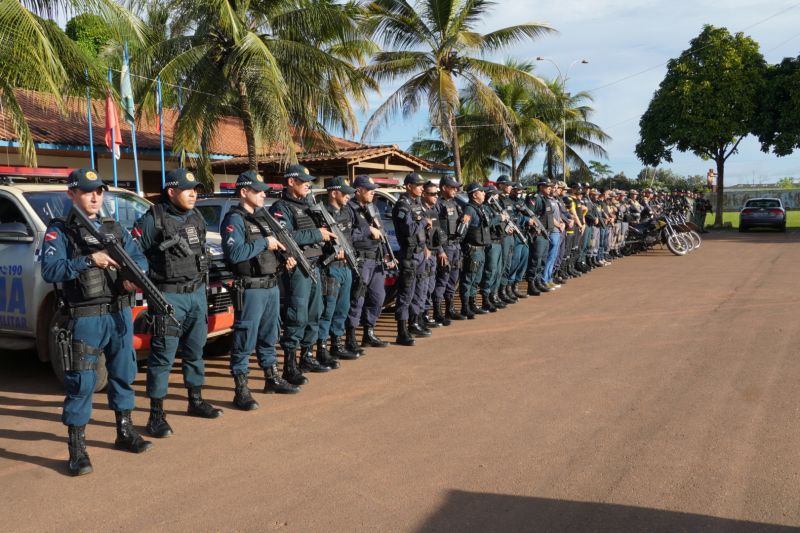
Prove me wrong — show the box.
[635,25,766,226]
[0,0,143,165]
[361,0,553,181]
[753,56,800,157]
[65,13,112,58]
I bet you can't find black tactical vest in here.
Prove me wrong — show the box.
[464,203,491,246]
[439,198,461,239]
[535,193,555,230]
[393,195,427,249]
[59,213,125,306]
[225,205,279,278]
[349,201,380,252]
[286,200,323,259]
[146,202,208,283]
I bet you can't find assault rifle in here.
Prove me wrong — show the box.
[517,201,548,237]
[360,202,397,270]
[486,195,528,244]
[67,207,181,333]
[307,195,361,279]
[255,207,318,285]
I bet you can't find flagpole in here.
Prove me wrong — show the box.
[124,43,141,196]
[177,86,185,167]
[157,75,166,188]
[107,68,118,189]
[85,70,94,167]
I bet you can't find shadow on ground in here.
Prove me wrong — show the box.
[417,490,797,533]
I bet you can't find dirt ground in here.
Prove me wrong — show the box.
[1,231,799,532]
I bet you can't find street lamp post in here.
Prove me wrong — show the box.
[535,57,589,182]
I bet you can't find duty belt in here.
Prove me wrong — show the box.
[239,275,278,290]
[327,259,347,269]
[157,279,204,293]
[356,249,381,260]
[67,297,131,318]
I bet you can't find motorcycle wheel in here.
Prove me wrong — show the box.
[688,230,702,249]
[666,234,690,256]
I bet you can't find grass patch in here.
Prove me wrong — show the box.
[705,211,800,229]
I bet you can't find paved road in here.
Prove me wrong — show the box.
[1,232,799,532]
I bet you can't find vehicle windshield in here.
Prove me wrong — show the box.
[197,204,223,232]
[745,199,781,209]
[23,190,151,230]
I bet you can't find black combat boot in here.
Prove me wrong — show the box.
[432,298,450,326]
[331,334,360,358]
[408,313,431,337]
[114,410,154,453]
[504,285,518,303]
[187,387,224,419]
[282,349,308,386]
[362,326,389,348]
[345,325,366,355]
[511,284,527,299]
[395,320,416,346]
[446,298,466,321]
[300,345,330,373]
[491,291,507,309]
[263,364,300,394]
[146,398,173,438]
[536,279,551,293]
[497,285,513,304]
[316,339,340,370]
[232,373,260,411]
[480,292,497,313]
[418,312,434,334]
[527,279,541,296]
[471,296,488,315]
[67,425,93,476]
[422,310,440,328]
[460,295,475,320]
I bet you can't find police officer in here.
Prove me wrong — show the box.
[432,176,466,325]
[460,182,490,319]
[135,168,222,438]
[495,175,518,304]
[221,171,300,410]
[526,180,557,293]
[42,168,152,475]
[505,182,532,299]
[419,180,443,329]
[391,172,431,346]
[345,175,391,352]
[480,185,505,312]
[269,164,338,382]
[316,176,359,368]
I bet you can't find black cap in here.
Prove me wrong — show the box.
[67,168,108,192]
[439,175,462,188]
[325,176,356,195]
[537,179,551,187]
[235,170,270,192]
[164,168,202,190]
[484,184,498,194]
[511,182,524,190]
[284,164,315,182]
[353,174,379,190]
[496,175,512,186]
[465,182,485,194]
[404,172,423,185]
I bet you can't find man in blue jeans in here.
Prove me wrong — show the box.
[542,184,566,288]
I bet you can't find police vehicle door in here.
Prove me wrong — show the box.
[0,192,37,334]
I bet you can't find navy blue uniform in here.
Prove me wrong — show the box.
[346,199,385,328]
[134,202,209,399]
[460,202,490,299]
[433,198,464,301]
[221,206,281,374]
[391,193,429,321]
[269,192,324,351]
[317,201,354,341]
[41,212,147,427]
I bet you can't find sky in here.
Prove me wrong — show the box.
[354,0,800,185]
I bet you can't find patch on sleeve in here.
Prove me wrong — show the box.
[131,227,143,238]
[225,224,235,234]
[44,231,58,241]
[45,245,56,256]
[272,211,284,218]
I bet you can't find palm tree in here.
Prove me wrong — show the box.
[361,0,554,181]
[136,0,374,172]
[0,0,143,165]
[539,79,610,180]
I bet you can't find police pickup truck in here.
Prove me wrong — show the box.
[0,179,235,390]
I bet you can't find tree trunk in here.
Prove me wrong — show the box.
[714,156,725,227]
[545,148,554,180]
[237,81,259,172]
[510,148,518,180]
[450,112,462,182]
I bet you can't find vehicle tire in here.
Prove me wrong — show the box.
[779,223,786,233]
[47,307,108,392]
[738,225,748,233]
[666,234,689,256]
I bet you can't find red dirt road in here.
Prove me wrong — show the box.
[1,232,799,532]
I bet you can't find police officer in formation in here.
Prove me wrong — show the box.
[346,175,391,352]
[420,180,444,328]
[135,168,222,439]
[269,164,337,382]
[391,172,431,346]
[42,168,152,475]
[220,171,299,411]
[459,182,491,319]
[432,176,466,324]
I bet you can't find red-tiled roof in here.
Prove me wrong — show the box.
[0,89,368,157]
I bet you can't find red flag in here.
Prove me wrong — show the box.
[105,89,122,159]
